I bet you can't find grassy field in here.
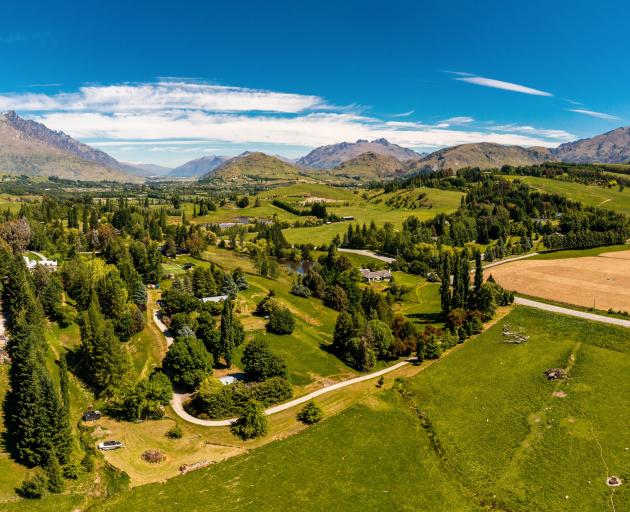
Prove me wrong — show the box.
[94,392,480,512]
[403,306,630,511]
[531,244,629,260]
[510,175,630,215]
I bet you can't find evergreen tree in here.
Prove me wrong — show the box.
[474,250,483,295]
[218,300,244,367]
[79,294,130,396]
[439,253,451,315]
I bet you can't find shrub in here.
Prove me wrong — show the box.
[17,472,48,499]
[297,400,323,424]
[267,305,295,335]
[63,463,82,480]
[166,424,184,439]
[290,282,311,298]
[231,400,267,440]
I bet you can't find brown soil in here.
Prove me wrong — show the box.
[489,250,630,312]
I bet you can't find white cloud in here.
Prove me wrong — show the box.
[436,116,474,128]
[34,109,569,150]
[0,80,575,163]
[0,81,326,114]
[455,75,553,97]
[567,109,621,121]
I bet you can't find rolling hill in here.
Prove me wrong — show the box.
[200,152,304,185]
[168,155,229,177]
[414,142,552,171]
[297,138,423,169]
[0,111,142,182]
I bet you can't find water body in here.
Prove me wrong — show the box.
[286,260,314,275]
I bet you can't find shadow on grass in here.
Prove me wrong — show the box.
[407,312,444,325]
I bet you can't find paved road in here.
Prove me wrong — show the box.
[338,248,396,264]
[514,297,630,328]
[170,358,415,427]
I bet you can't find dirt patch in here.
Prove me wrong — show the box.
[552,391,567,398]
[489,252,630,312]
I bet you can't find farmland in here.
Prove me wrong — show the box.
[488,249,630,313]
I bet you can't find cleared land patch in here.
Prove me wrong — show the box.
[489,250,630,312]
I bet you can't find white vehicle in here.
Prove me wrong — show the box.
[98,440,124,451]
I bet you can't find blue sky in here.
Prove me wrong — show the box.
[1,0,629,166]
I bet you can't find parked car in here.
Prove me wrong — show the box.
[82,410,102,422]
[98,440,123,451]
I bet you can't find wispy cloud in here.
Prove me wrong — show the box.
[0,80,574,163]
[454,74,553,97]
[567,108,620,121]
[390,110,415,118]
[0,81,327,114]
[436,116,474,128]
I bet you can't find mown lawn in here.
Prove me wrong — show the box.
[93,392,479,512]
[403,305,630,511]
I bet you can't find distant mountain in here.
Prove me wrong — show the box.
[297,138,423,169]
[201,152,302,184]
[551,126,630,164]
[168,155,230,177]
[0,111,141,182]
[329,152,408,180]
[414,143,553,171]
[124,162,172,177]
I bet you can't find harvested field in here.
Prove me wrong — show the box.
[489,250,630,312]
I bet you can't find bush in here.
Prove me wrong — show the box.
[268,305,295,335]
[63,463,82,480]
[297,400,323,424]
[166,424,184,439]
[290,282,311,298]
[186,377,292,420]
[142,449,166,464]
[231,400,267,440]
[17,472,48,499]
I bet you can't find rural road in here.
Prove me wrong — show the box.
[170,359,414,427]
[482,252,539,270]
[337,248,396,264]
[514,297,630,328]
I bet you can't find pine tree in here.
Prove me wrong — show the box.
[474,250,483,295]
[79,294,130,396]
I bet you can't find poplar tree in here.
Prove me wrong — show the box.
[219,300,244,367]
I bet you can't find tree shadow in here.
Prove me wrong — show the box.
[406,312,444,325]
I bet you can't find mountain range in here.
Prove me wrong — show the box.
[0,111,142,182]
[2,111,630,183]
[168,155,230,177]
[297,138,424,168]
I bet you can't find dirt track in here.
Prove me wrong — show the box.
[489,250,630,313]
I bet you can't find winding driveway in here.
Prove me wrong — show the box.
[337,248,396,264]
[150,299,415,426]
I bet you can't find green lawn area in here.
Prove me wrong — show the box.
[93,392,479,512]
[509,175,630,215]
[531,244,629,260]
[403,305,630,511]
